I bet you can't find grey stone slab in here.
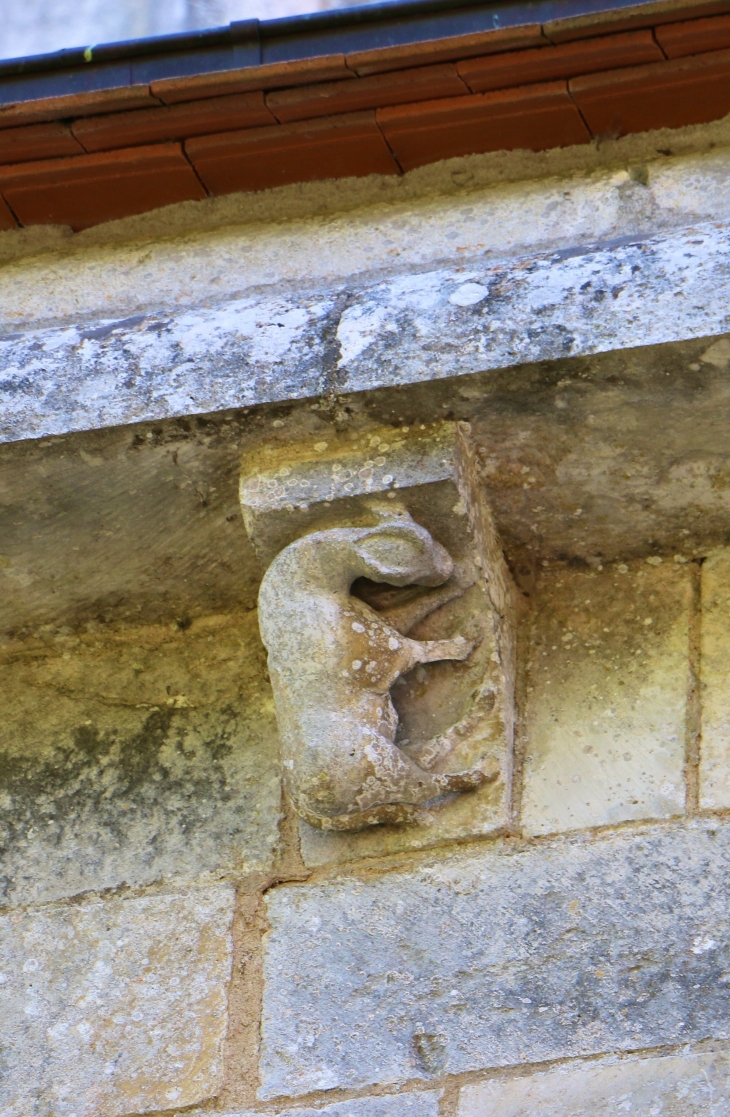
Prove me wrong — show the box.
[699,550,730,810]
[0,611,281,907]
[0,882,235,1117]
[260,822,730,1099]
[458,1050,730,1116]
[522,561,690,835]
[4,222,730,443]
[192,1092,440,1117]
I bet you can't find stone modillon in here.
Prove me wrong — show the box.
[257,508,490,830]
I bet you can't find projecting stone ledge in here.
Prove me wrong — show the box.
[259,821,730,1099]
[3,221,730,443]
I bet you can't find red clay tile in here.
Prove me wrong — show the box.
[152,56,353,105]
[570,47,730,136]
[267,63,468,123]
[0,144,207,230]
[0,86,160,128]
[347,24,546,76]
[458,29,663,92]
[0,194,18,229]
[186,111,399,195]
[656,11,730,55]
[376,82,590,171]
[72,91,275,152]
[0,121,84,163]
[545,0,730,43]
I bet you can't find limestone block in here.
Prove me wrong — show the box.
[241,421,520,856]
[699,549,730,809]
[458,1050,730,1116]
[0,611,281,907]
[189,1092,440,1117]
[259,822,730,1099]
[522,561,690,835]
[0,883,235,1117]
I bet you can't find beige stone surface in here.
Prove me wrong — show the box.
[521,561,690,835]
[0,611,281,906]
[190,1093,440,1117]
[0,883,235,1117]
[458,1050,730,1116]
[699,549,730,809]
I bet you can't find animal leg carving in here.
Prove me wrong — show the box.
[379,560,477,635]
[413,635,475,665]
[400,735,453,771]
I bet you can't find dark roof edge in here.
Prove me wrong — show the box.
[0,0,490,78]
[0,0,703,81]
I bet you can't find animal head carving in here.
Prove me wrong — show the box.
[352,514,454,587]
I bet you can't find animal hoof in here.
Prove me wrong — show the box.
[441,767,489,793]
[452,635,475,660]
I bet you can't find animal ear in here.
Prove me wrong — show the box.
[353,529,423,584]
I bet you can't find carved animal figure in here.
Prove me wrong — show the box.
[258,510,488,830]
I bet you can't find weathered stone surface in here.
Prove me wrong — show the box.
[260,822,730,1099]
[699,549,730,809]
[0,611,280,907]
[0,883,235,1117]
[4,222,730,444]
[188,1091,440,1117]
[458,1050,730,1116]
[0,414,266,637]
[521,561,690,835]
[240,422,457,564]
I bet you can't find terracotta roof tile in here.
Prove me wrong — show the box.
[72,91,275,153]
[656,10,730,53]
[152,56,353,105]
[0,194,17,228]
[0,143,206,230]
[570,46,730,134]
[377,81,591,171]
[267,63,468,123]
[0,86,161,129]
[186,110,399,194]
[0,121,84,163]
[458,29,664,92]
[3,0,730,231]
[545,0,730,42]
[347,24,547,76]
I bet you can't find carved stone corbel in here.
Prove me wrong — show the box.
[240,421,521,840]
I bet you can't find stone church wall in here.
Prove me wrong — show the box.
[3,123,730,1116]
